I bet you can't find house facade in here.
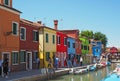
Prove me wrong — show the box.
[92,41,102,58]
[67,36,76,65]
[60,30,81,64]
[80,37,90,64]
[39,26,56,68]
[19,19,39,71]
[0,0,21,72]
[56,31,67,67]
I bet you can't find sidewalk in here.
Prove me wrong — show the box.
[0,69,42,81]
[0,68,69,81]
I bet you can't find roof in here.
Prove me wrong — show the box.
[40,26,57,31]
[20,18,41,29]
[59,29,79,32]
[0,4,21,13]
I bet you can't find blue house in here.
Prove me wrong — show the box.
[67,36,76,62]
[92,41,102,59]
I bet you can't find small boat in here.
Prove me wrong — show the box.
[101,64,120,81]
[106,61,111,66]
[101,73,120,81]
[89,63,97,71]
[74,68,88,74]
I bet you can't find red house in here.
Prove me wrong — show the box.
[19,19,40,71]
[110,47,118,54]
[60,30,81,64]
[54,20,68,67]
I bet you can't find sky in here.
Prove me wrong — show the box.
[13,0,120,48]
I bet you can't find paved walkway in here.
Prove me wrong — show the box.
[0,69,42,81]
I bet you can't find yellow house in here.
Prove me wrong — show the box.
[39,26,56,68]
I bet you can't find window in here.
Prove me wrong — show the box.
[64,37,67,45]
[4,0,9,6]
[52,35,55,44]
[68,41,70,48]
[81,44,84,49]
[12,22,18,35]
[33,52,38,62]
[57,36,60,44]
[73,43,75,48]
[46,52,50,61]
[33,30,38,41]
[46,33,48,43]
[20,51,26,63]
[84,45,87,50]
[20,27,26,40]
[12,52,18,64]
[96,49,99,52]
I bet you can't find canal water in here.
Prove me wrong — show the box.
[48,64,116,81]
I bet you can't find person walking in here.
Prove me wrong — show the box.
[3,58,9,78]
[55,56,59,70]
[36,57,40,69]
[80,56,83,66]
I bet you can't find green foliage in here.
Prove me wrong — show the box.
[80,30,108,48]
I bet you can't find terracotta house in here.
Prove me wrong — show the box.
[0,0,21,72]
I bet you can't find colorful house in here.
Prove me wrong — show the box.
[53,20,68,67]
[39,26,56,68]
[80,37,89,55]
[19,19,40,71]
[60,30,81,63]
[67,36,76,65]
[0,0,21,72]
[80,37,89,64]
[110,47,118,54]
[91,40,102,58]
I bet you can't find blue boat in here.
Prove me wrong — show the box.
[106,61,111,66]
[89,63,97,71]
[101,73,120,81]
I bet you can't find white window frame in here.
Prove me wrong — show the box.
[64,37,67,46]
[4,0,10,6]
[33,30,38,42]
[20,50,26,63]
[12,21,19,36]
[57,35,60,45]
[20,27,26,41]
[12,51,19,65]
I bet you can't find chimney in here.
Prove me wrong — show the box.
[54,20,58,30]
[37,21,42,24]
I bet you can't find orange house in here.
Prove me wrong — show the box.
[0,0,21,72]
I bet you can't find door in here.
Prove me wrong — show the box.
[26,52,32,70]
[2,52,10,76]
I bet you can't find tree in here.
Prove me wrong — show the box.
[94,32,108,48]
[80,30,108,48]
[80,30,94,39]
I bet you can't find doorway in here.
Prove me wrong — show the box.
[26,52,32,70]
[2,52,10,76]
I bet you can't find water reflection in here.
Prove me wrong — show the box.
[48,64,115,81]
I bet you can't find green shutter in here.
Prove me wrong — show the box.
[20,51,26,62]
[53,35,55,44]
[13,23,17,35]
[46,33,48,43]
[5,0,9,5]
[46,52,50,61]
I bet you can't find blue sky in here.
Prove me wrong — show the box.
[13,0,120,48]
